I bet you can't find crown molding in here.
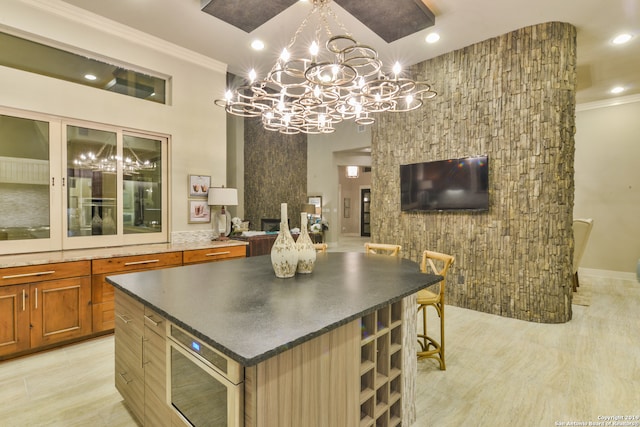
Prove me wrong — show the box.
[576,93,640,112]
[18,0,227,74]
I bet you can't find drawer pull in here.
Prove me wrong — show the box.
[2,270,55,280]
[205,251,231,257]
[144,315,160,327]
[115,313,131,324]
[118,372,133,384]
[124,259,160,266]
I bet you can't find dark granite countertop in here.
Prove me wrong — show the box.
[107,252,441,366]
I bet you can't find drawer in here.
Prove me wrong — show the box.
[182,245,246,264]
[115,290,144,338]
[144,306,166,337]
[0,261,91,286]
[92,251,182,274]
[115,348,144,423]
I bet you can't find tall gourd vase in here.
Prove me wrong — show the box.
[296,212,316,274]
[270,203,298,278]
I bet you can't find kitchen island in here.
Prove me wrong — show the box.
[108,252,441,427]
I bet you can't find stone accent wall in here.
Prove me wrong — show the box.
[244,117,308,230]
[372,22,577,323]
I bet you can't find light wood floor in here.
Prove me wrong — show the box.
[1,274,637,426]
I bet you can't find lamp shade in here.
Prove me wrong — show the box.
[208,187,238,206]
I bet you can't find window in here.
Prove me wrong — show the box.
[0,108,169,254]
[0,30,168,104]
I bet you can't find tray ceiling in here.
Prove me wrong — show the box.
[201,0,435,42]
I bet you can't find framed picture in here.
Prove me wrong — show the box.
[188,200,211,223]
[188,175,210,198]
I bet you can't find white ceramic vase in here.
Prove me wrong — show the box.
[296,212,316,274]
[270,203,298,278]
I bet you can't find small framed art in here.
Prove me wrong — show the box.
[189,175,211,198]
[188,199,211,223]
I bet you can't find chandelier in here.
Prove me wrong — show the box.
[214,0,436,135]
[72,143,156,174]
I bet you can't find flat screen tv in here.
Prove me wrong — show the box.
[400,155,489,212]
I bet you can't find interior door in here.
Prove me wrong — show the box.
[360,188,370,237]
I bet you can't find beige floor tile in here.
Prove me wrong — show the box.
[0,270,637,426]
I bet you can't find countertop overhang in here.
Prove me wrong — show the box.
[107,252,442,366]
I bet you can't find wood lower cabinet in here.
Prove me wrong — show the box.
[1,243,246,360]
[0,261,91,358]
[114,289,145,424]
[30,276,92,348]
[143,305,171,426]
[92,252,182,333]
[0,284,30,356]
[115,289,172,426]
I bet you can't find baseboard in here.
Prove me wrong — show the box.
[580,267,637,282]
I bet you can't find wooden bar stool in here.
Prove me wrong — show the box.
[417,250,455,370]
[364,242,401,256]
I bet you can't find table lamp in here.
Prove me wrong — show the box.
[208,186,238,240]
[302,203,316,228]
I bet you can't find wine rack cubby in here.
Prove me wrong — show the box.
[359,300,403,427]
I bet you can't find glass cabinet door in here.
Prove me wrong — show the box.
[66,125,118,237]
[0,113,59,252]
[122,134,163,234]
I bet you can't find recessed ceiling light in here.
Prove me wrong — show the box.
[610,86,625,94]
[84,74,97,81]
[612,33,633,45]
[425,32,440,44]
[251,39,265,50]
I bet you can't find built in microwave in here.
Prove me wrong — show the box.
[167,322,244,427]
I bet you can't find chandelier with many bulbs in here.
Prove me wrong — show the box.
[214,0,436,134]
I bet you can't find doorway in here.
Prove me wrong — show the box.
[360,188,371,237]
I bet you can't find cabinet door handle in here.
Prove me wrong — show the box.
[115,313,131,324]
[124,259,160,266]
[206,251,231,257]
[2,270,55,280]
[118,372,133,384]
[144,315,160,327]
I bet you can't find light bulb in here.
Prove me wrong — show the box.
[310,41,319,56]
[393,62,402,77]
[248,69,257,83]
[280,48,290,62]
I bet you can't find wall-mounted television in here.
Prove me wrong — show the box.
[400,155,489,212]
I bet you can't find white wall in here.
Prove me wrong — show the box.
[574,97,640,274]
[0,0,228,239]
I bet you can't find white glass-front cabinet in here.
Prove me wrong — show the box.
[0,108,168,255]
